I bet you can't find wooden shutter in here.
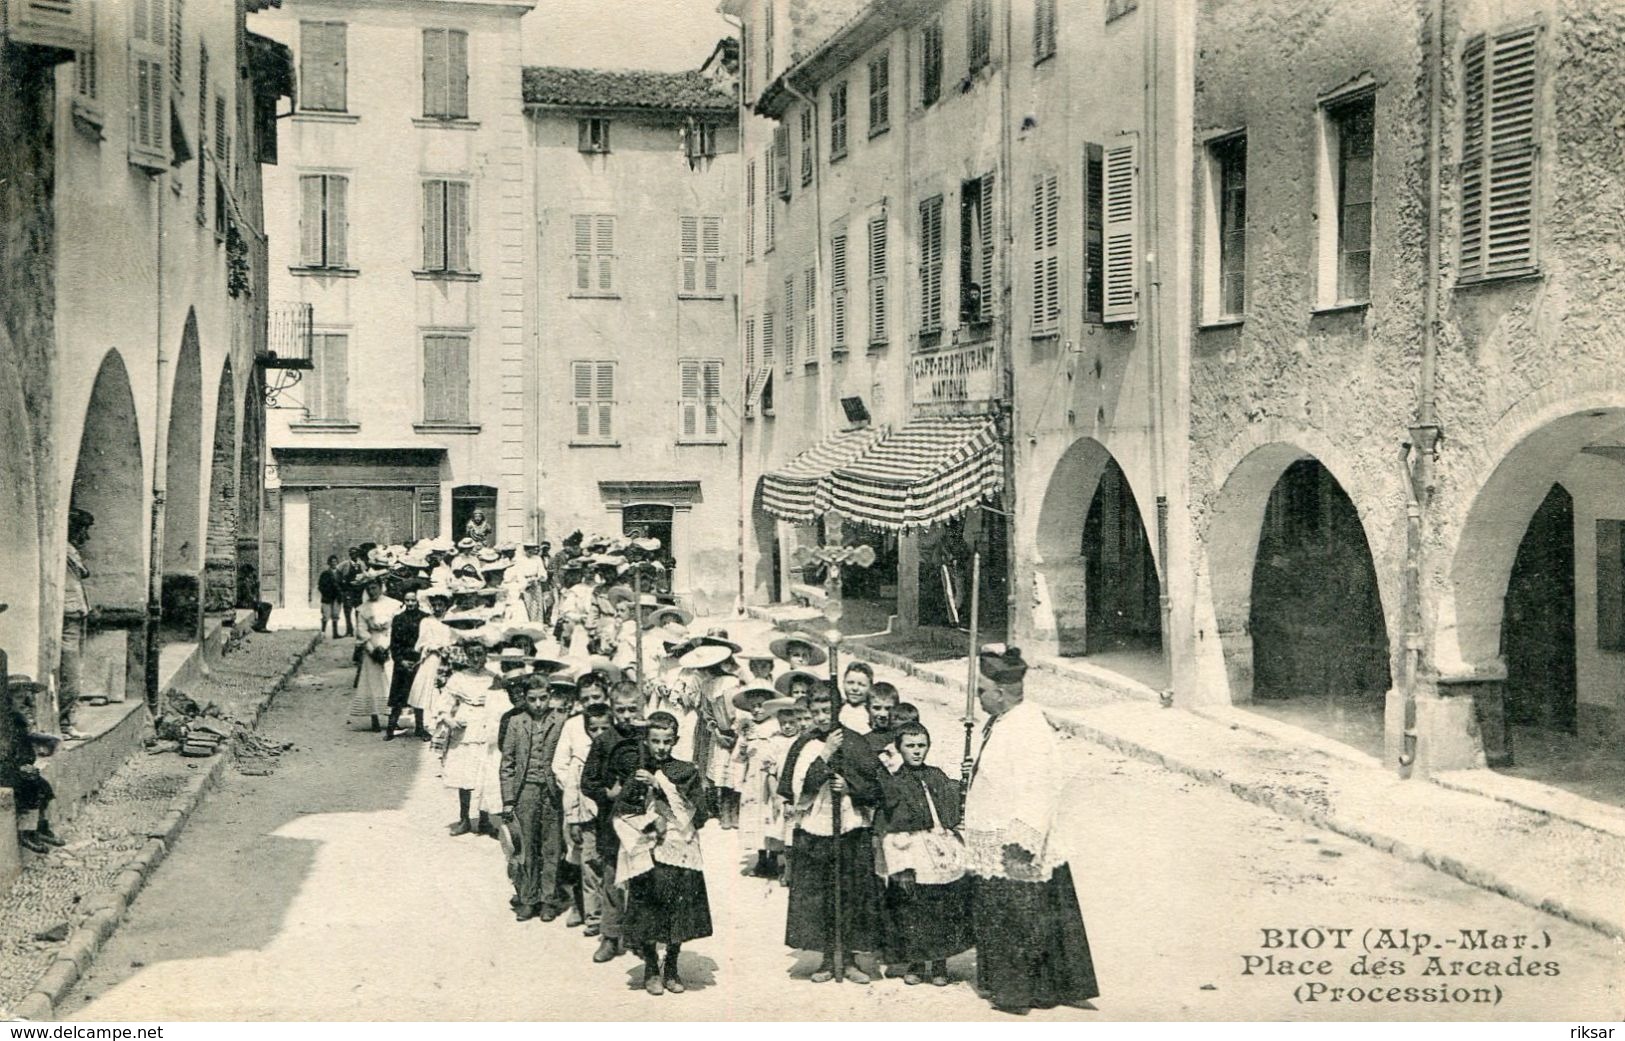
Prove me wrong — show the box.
[783,275,796,371]
[831,231,848,349]
[763,311,775,367]
[300,175,324,266]
[447,182,469,271]
[920,195,943,332]
[703,360,721,436]
[422,335,469,423]
[978,173,996,320]
[803,267,817,355]
[301,22,345,112]
[773,125,791,199]
[423,29,446,117]
[744,317,756,371]
[596,215,615,291]
[1102,138,1138,322]
[800,108,813,186]
[679,216,699,294]
[169,0,183,83]
[214,93,227,161]
[921,20,942,106]
[746,161,756,261]
[1083,145,1104,321]
[447,30,469,119]
[595,362,614,439]
[572,360,593,437]
[869,215,888,342]
[1032,174,1060,331]
[422,181,445,270]
[8,0,92,50]
[1035,0,1056,60]
[317,333,348,421]
[573,215,593,291]
[702,217,722,294]
[679,359,699,437]
[129,0,168,168]
[326,175,348,267]
[1461,24,1539,279]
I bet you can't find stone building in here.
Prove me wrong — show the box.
[0,0,290,715]
[1180,0,1625,786]
[252,0,535,607]
[522,66,742,614]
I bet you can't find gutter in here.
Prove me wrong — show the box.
[720,7,749,614]
[144,166,168,715]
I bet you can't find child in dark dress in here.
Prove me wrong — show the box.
[616,710,714,996]
[875,721,973,986]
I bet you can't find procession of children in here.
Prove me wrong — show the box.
[326,528,1097,1014]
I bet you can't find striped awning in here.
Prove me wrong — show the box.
[760,425,887,524]
[816,415,1002,531]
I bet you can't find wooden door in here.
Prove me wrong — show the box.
[307,488,417,604]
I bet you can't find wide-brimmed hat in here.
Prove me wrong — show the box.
[547,674,580,693]
[761,696,800,714]
[774,669,823,695]
[479,559,511,575]
[456,537,477,552]
[6,675,47,696]
[504,622,550,643]
[697,633,743,655]
[421,585,454,603]
[656,621,692,648]
[642,605,693,630]
[528,656,569,676]
[770,633,827,666]
[443,610,491,630]
[732,683,778,711]
[476,546,501,563]
[399,553,430,570]
[679,642,734,671]
[577,656,621,683]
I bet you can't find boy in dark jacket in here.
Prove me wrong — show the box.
[5,679,64,854]
[580,683,646,963]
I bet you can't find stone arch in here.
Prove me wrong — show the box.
[1030,436,1161,657]
[162,311,204,626]
[203,359,239,611]
[70,351,147,610]
[0,342,42,678]
[1439,396,1625,678]
[1205,435,1393,712]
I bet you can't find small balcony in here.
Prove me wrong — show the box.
[262,302,314,371]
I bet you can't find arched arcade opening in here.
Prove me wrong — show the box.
[161,314,204,635]
[204,361,238,613]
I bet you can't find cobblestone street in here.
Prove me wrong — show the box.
[52,630,1625,1021]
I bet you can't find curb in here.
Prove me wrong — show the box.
[805,624,1625,943]
[13,630,322,1021]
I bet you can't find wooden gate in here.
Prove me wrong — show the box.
[307,488,418,604]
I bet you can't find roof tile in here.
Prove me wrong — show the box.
[522,66,737,114]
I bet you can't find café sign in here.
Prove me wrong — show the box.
[911,341,997,406]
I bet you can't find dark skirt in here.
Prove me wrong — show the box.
[785,828,883,953]
[387,662,418,710]
[623,863,713,946]
[14,772,53,813]
[882,875,973,964]
[972,863,1099,1008]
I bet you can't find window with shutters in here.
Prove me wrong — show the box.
[968,0,992,74]
[578,118,611,154]
[1034,0,1057,62]
[214,93,228,169]
[829,81,848,162]
[570,360,616,443]
[763,0,775,84]
[1101,138,1139,322]
[75,1,99,106]
[169,0,183,87]
[960,174,995,323]
[421,333,472,425]
[1030,173,1061,335]
[570,214,617,296]
[1459,23,1539,282]
[422,29,469,120]
[1082,145,1104,322]
[746,160,757,262]
[764,147,777,252]
[831,230,849,352]
[800,108,814,187]
[868,215,889,346]
[773,124,791,200]
[803,267,817,361]
[762,310,776,370]
[1203,134,1247,320]
[678,215,724,298]
[745,317,757,371]
[918,194,944,336]
[868,52,889,136]
[128,0,168,170]
[678,359,724,442]
[299,21,346,113]
[1316,92,1375,307]
[306,332,350,422]
[783,275,796,374]
[920,18,943,107]
[683,121,718,163]
[421,180,473,274]
[297,173,350,270]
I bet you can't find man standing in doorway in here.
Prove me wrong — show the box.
[963,646,1098,1015]
[337,547,362,638]
[58,508,96,741]
[464,508,494,547]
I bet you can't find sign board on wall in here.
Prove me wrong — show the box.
[910,341,998,407]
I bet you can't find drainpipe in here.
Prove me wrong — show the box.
[144,171,168,716]
[997,0,1017,628]
[1399,0,1446,776]
[719,9,749,614]
[1143,0,1174,699]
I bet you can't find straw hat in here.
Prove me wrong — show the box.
[760,696,800,714]
[476,547,502,564]
[697,633,743,655]
[443,610,491,629]
[456,537,477,552]
[769,633,828,666]
[529,656,570,676]
[577,656,621,683]
[732,683,778,711]
[642,605,693,630]
[679,642,734,671]
[773,669,823,695]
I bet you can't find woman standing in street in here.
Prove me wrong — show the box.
[349,579,395,732]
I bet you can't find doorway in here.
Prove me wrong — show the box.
[623,503,675,593]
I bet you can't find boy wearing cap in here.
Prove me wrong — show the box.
[731,684,779,877]
[580,683,647,962]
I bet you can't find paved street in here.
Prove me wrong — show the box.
[59,631,1625,1021]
